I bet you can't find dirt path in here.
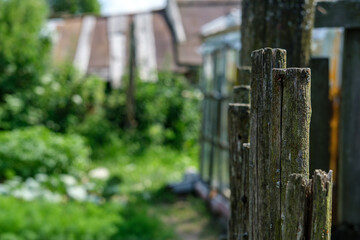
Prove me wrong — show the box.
[154,198,225,240]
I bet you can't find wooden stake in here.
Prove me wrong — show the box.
[228,104,250,240]
[310,170,333,240]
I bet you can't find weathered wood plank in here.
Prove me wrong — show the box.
[241,0,315,67]
[310,170,333,240]
[241,143,250,239]
[250,48,286,240]
[238,66,252,85]
[228,104,250,240]
[339,28,360,225]
[315,1,360,28]
[280,68,311,228]
[233,85,250,104]
[282,174,310,240]
[309,58,330,173]
[271,68,286,239]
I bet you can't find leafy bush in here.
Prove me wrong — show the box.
[0,0,50,101]
[35,65,106,132]
[105,71,201,149]
[0,126,90,179]
[49,0,101,16]
[0,197,178,240]
[111,201,176,240]
[73,109,114,149]
[0,64,106,132]
[0,197,121,240]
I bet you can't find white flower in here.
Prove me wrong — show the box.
[72,95,83,105]
[67,185,87,201]
[89,167,110,180]
[60,175,77,186]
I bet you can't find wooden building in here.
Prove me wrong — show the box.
[47,0,239,88]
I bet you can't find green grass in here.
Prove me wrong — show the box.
[0,140,202,240]
[91,138,198,195]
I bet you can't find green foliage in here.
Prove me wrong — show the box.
[0,64,106,132]
[0,196,180,240]
[0,126,90,179]
[74,109,114,149]
[105,72,201,150]
[111,201,176,240]
[49,0,101,15]
[0,0,50,101]
[91,139,198,194]
[0,197,121,240]
[35,64,106,132]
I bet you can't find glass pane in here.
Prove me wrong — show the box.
[201,141,211,182]
[211,145,221,190]
[215,50,226,94]
[220,100,229,143]
[220,149,230,195]
[203,54,214,93]
[210,99,219,141]
[226,49,238,93]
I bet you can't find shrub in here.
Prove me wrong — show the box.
[105,71,201,149]
[111,201,176,240]
[0,0,50,101]
[0,197,121,240]
[0,64,106,133]
[35,65,106,132]
[49,0,101,16]
[0,126,90,180]
[0,197,178,240]
[74,109,114,149]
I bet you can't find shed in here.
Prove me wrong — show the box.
[47,0,239,88]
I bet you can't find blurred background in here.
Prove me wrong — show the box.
[0,0,359,239]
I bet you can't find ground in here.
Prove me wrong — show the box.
[154,197,224,240]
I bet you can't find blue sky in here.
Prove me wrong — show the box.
[99,0,167,15]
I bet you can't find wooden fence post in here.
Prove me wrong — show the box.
[282,174,310,239]
[249,48,286,239]
[228,104,250,240]
[279,67,312,205]
[229,47,333,239]
[233,86,250,104]
[339,28,360,225]
[310,58,330,173]
[310,170,333,240]
[228,67,251,240]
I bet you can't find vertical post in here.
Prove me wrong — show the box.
[240,0,315,67]
[280,68,311,200]
[228,104,250,240]
[310,170,333,240]
[339,28,360,225]
[249,48,286,239]
[233,86,250,104]
[282,174,310,239]
[126,17,137,128]
[228,66,252,240]
[237,66,251,86]
[310,58,330,173]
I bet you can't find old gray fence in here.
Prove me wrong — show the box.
[228,48,333,240]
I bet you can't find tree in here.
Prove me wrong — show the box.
[49,0,101,16]
[0,0,50,101]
